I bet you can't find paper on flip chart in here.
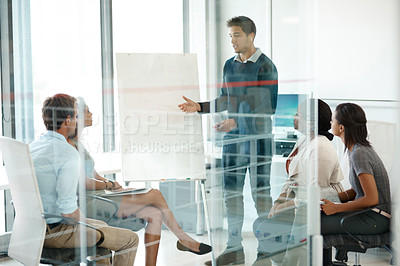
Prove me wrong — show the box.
[116,53,206,182]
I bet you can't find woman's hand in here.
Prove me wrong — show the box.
[113,181,123,190]
[268,202,285,218]
[320,199,339,215]
[268,204,278,218]
[104,180,123,190]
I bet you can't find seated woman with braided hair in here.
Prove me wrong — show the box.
[68,97,211,266]
[320,103,391,266]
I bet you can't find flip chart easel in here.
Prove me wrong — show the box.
[116,53,205,182]
[116,53,215,263]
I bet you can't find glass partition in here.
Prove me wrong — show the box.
[191,1,318,265]
[3,0,400,265]
[0,0,324,265]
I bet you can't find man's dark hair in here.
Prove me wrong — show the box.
[42,94,76,131]
[226,16,256,36]
[335,103,371,149]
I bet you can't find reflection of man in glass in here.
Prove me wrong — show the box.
[179,16,278,265]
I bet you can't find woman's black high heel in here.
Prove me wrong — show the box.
[177,241,212,255]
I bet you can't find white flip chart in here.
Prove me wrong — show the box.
[116,53,206,181]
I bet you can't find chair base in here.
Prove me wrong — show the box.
[332,261,348,266]
[334,244,395,266]
[41,246,111,265]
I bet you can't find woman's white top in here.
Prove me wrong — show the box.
[282,135,344,203]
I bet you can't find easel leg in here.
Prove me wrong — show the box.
[196,180,204,235]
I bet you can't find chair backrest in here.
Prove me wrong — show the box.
[367,120,397,172]
[0,137,46,266]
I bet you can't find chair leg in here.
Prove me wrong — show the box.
[382,244,392,254]
[353,252,361,266]
[380,244,396,265]
[323,247,333,266]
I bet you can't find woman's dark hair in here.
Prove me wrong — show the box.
[42,94,76,131]
[226,16,256,37]
[317,99,334,141]
[70,97,87,139]
[299,98,334,140]
[334,103,370,149]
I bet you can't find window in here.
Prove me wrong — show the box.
[30,0,103,145]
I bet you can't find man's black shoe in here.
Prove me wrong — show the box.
[335,249,348,262]
[204,247,245,265]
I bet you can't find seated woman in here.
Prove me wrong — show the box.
[68,98,211,266]
[321,103,391,266]
[253,99,344,265]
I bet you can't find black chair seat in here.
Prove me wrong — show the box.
[324,232,394,265]
[324,231,391,250]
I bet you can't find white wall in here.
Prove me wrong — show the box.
[317,0,400,102]
[272,0,317,95]
[217,0,272,72]
[315,0,400,183]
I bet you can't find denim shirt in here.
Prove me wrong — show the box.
[30,131,80,224]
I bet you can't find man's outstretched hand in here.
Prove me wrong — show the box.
[178,96,201,113]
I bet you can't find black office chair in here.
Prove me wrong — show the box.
[86,195,147,231]
[323,203,395,266]
[40,215,112,265]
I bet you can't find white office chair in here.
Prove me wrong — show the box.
[367,120,396,172]
[0,137,109,265]
[0,137,46,265]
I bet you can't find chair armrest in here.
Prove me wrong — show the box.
[87,196,148,232]
[339,203,390,249]
[86,195,119,222]
[42,213,105,246]
[340,203,389,224]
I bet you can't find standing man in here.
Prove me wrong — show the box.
[179,16,278,265]
[30,94,138,265]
